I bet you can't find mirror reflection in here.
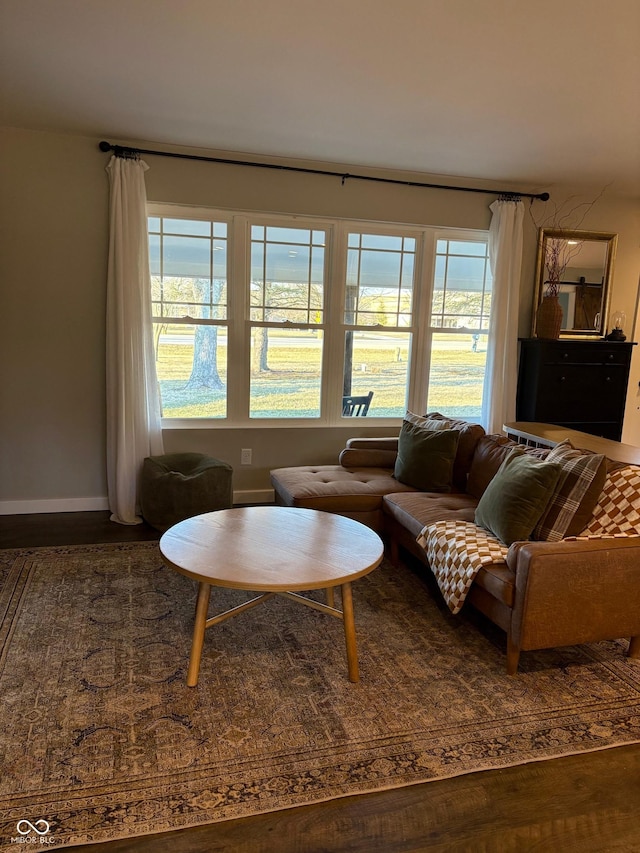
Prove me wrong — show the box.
[532,229,617,338]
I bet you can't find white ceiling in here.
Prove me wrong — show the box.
[2,0,639,196]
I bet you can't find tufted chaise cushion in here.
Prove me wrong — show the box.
[270,465,418,531]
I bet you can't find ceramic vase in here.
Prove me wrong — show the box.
[536,294,563,339]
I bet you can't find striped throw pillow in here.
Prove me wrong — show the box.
[532,440,607,542]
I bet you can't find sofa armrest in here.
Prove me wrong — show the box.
[340,436,399,469]
[507,537,640,652]
[345,437,399,451]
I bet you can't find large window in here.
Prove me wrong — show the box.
[343,232,415,417]
[426,238,493,419]
[148,207,492,425]
[149,215,229,418]
[249,225,326,418]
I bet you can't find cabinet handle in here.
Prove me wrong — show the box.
[607,353,614,361]
[559,375,566,382]
[605,376,612,382]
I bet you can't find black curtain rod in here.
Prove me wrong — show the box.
[98,140,550,201]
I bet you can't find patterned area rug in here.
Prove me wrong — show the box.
[1,542,640,849]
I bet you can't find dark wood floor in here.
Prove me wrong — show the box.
[4,511,640,852]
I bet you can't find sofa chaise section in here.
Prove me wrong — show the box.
[270,418,640,673]
[270,438,418,531]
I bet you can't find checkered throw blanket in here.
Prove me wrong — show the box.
[416,521,509,614]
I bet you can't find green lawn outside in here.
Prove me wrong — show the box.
[155,333,486,419]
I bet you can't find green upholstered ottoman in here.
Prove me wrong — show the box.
[140,452,233,532]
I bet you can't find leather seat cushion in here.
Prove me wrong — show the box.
[270,465,418,512]
[474,563,515,607]
[382,491,478,538]
[383,492,514,605]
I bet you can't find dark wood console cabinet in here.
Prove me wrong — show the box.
[516,338,635,441]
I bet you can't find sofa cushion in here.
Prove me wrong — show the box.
[467,434,551,500]
[474,450,562,546]
[383,491,478,538]
[532,440,607,541]
[467,435,523,499]
[472,564,515,608]
[270,465,417,513]
[583,464,640,535]
[425,412,485,490]
[394,421,460,491]
[404,411,453,430]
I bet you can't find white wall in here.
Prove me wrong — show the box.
[1,126,638,513]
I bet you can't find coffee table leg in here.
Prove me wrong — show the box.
[187,581,211,687]
[341,581,359,682]
[326,587,335,608]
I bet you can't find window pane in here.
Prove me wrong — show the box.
[446,240,487,256]
[343,331,410,417]
[148,216,161,232]
[446,256,487,291]
[344,231,415,326]
[150,216,229,325]
[163,218,211,237]
[361,234,402,250]
[311,246,324,284]
[152,276,227,320]
[360,249,401,287]
[251,225,325,324]
[266,226,313,244]
[249,328,323,418]
[401,253,415,289]
[431,239,490,330]
[155,324,227,418]
[163,235,211,278]
[213,240,227,279]
[426,333,487,420]
[265,244,311,289]
[149,233,160,275]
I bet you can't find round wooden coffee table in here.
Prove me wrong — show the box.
[159,506,384,686]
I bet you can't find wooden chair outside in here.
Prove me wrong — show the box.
[342,391,374,416]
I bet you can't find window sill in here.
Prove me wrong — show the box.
[161,417,404,430]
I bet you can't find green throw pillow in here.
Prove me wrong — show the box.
[394,421,460,492]
[474,450,562,546]
[403,411,453,431]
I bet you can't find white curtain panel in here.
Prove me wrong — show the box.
[481,198,524,435]
[106,156,164,525]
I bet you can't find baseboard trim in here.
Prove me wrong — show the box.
[232,489,275,505]
[0,497,111,515]
[0,490,275,516]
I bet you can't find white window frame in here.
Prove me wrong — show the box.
[148,204,490,428]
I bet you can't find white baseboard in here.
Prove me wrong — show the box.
[232,488,275,505]
[0,497,110,515]
[0,491,274,516]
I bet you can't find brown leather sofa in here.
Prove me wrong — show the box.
[271,420,640,674]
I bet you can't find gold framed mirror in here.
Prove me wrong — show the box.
[531,228,617,339]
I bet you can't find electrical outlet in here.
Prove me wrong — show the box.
[240,448,252,465]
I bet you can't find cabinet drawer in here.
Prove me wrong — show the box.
[534,366,625,420]
[543,343,629,366]
[516,338,634,437]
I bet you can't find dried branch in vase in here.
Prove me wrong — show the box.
[528,187,609,297]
